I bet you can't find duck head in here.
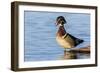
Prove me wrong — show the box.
[56,16,66,26]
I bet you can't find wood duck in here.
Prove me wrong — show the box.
[56,16,84,52]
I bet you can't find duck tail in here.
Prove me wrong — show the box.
[75,38,84,46]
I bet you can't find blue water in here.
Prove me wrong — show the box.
[24,11,90,61]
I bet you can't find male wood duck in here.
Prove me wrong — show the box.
[56,16,84,52]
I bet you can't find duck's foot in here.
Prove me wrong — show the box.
[64,49,71,52]
[64,49,71,55]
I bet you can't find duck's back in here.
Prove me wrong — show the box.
[64,33,84,47]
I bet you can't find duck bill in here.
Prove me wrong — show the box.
[55,22,58,26]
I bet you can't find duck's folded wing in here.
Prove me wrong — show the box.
[62,33,77,39]
[62,33,84,46]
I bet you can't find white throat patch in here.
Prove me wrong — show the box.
[58,24,63,27]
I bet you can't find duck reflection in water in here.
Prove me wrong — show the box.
[59,46,90,60]
[62,51,77,59]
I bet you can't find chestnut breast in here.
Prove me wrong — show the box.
[57,26,66,37]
